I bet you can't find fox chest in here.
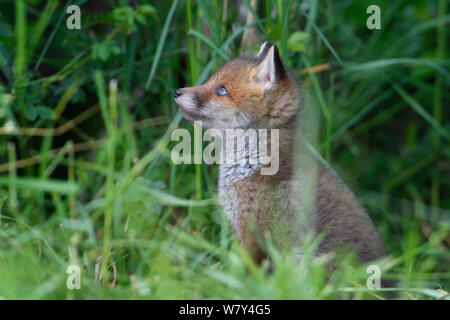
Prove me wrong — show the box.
[218,164,292,242]
[219,164,254,233]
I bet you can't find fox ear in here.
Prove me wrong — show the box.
[255,44,285,90]
[256,41,273,59]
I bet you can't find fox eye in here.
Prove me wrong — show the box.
[215,86,228,96]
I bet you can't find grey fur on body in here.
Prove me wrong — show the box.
[174,41,386,264]
[218,137,386,263]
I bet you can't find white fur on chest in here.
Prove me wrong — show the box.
[218,163,258,233]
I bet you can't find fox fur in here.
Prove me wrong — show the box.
[174,42,386,266]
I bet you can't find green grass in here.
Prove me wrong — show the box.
[0,0,449,299]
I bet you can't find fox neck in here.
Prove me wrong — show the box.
[218,115,297,183]
[218,80,300,182]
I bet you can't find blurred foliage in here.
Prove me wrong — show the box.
[0,0,448,299]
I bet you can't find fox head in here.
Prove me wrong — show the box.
[174,42,299,129]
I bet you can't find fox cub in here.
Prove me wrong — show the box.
[174,42,386,264]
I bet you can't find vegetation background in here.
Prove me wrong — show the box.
[0,0,448,299]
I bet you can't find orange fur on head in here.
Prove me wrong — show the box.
[175,42,299,129]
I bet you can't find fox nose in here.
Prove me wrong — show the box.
[174,89,184,98]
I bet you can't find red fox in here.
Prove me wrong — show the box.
[174,42,386,266]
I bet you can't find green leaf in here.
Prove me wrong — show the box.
[92,41,121,62]
[0,178,80,194]
[98,42,109,61]
[25,103,37,121]
[35,105,53,119]
[136,4,157,24]
[135,14,147,25]
[287,31,309,52]
[112,6,133,23]
[110,45,121,55]
[138,4,157,16]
